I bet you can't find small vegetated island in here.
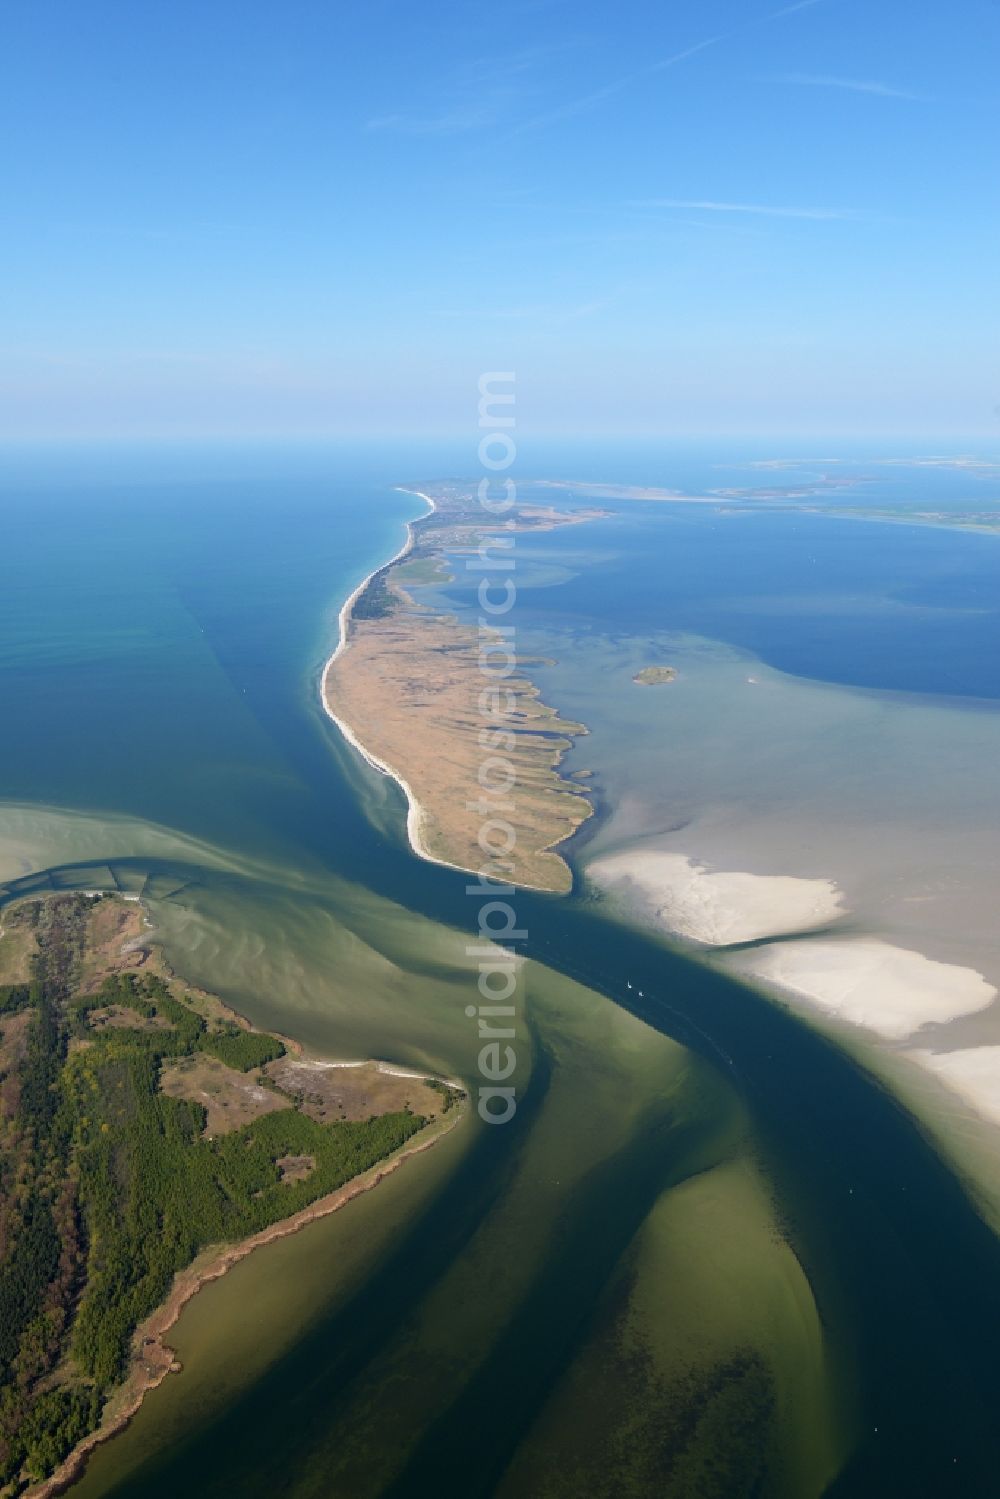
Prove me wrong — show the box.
[324,484,608,893]
[0,893,463,1495]
[633,665,678,686]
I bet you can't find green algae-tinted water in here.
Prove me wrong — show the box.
[4,443,1000,1496]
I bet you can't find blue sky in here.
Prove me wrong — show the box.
[2,0,998,439]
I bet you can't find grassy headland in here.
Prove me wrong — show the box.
[323,484,603,893]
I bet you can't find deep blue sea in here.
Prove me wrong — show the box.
[525,504,1000,700]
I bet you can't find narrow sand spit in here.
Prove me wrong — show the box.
[319,489,472,882]
[727,938,998,1042]
[588,849,845,946]
[320,487,578,894]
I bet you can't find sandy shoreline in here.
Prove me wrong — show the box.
[26,1107,464,1499]
[283,1053,467,1090]
[319,488,476,883]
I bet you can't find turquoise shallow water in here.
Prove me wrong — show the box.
[4,441,1000,1495]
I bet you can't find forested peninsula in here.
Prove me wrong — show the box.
[0,893,462,1495]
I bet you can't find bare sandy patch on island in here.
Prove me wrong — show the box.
[160,1052,292,1136]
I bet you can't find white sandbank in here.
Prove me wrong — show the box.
[589,846,1000,1065]
[588,849,845,946]
[905,1046,1000,1128]
[729,938,998,1042]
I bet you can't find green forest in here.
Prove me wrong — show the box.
[0,896,426,1492]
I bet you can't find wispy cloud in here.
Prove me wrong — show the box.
[629,198,853,220]
[512,39,721,133]
[364,40,586,136]
[366,105,500,136]
[769,0,824,17]
[513,0,826,136]
[367,0,825,140]
[776,72,925,100]
[435,290,623,322]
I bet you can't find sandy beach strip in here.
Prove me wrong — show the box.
[319,488,480,884]
[274,1053,468,1091]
